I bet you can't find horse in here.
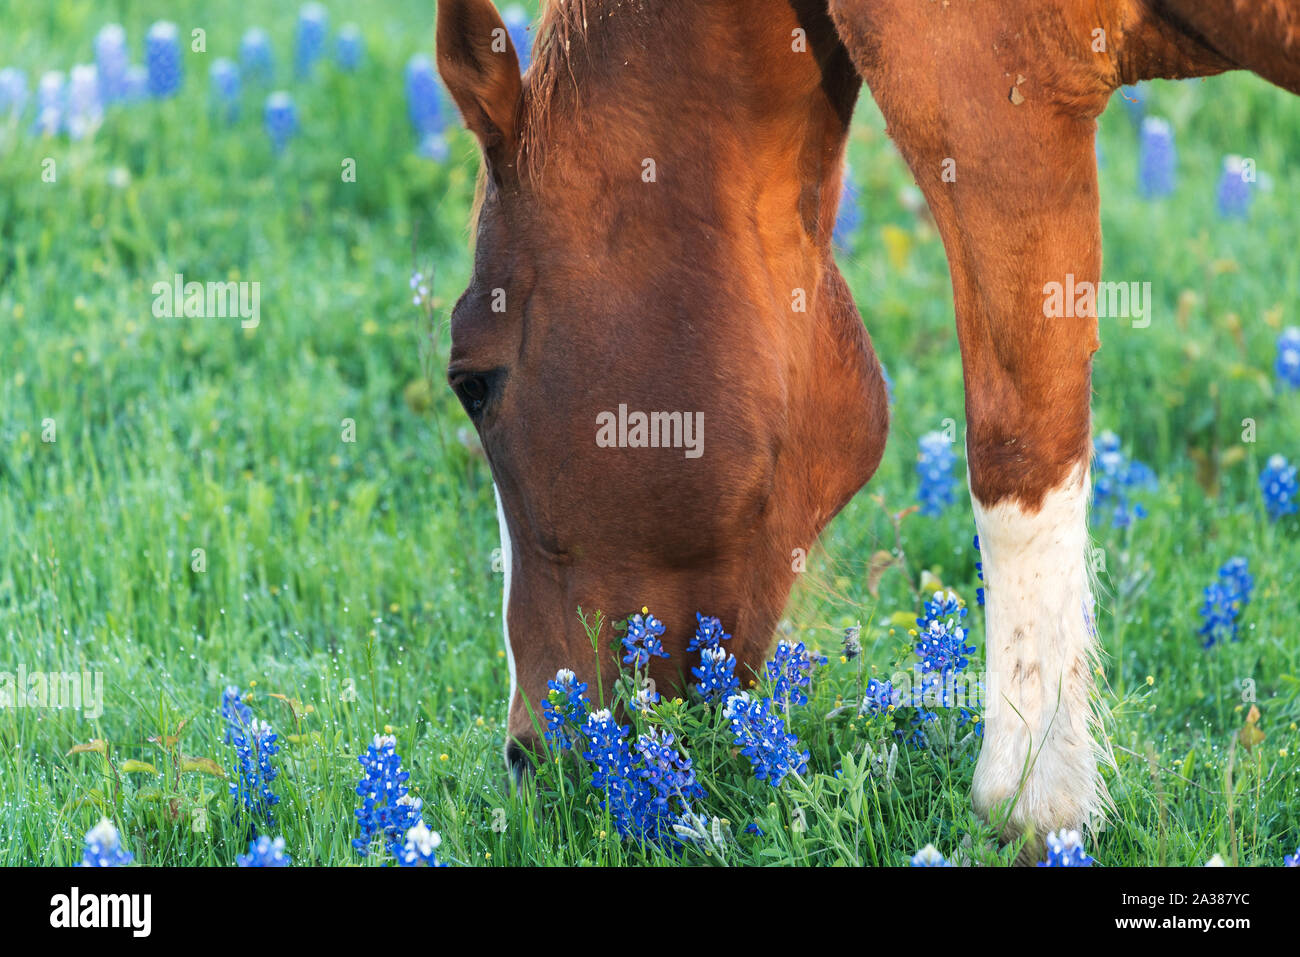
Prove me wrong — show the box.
[435,0,1298,853]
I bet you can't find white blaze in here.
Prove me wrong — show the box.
[494,484,518,717]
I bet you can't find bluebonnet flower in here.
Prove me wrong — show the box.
[33,71,64,136]
[80,818,133,867]
[540,668,589,750]
[122,65,147,103]
[336,24,364,71]
[1275,327,1300,390]
[502,5,533,71]
[1284,847,1299,867]
[630,684,660,712]
[145,21,183,99]
[858,677,899,718]
[833,172,860,249]
[94,24,130,104]
[916,432,958,516]
[974,534,985,606]
[405,54,443,138]
[237,835,291,867]
[692,646,740,701]
[396,820,447,867]
[634,728,707,822]
[1216,155,1254,219]
[1037,829,1094,867]
[209,58,240,123]
[353,733,423,857]
[417,132,449,162]
[1093,430,1156,528]
[240,28,274,83]
[910,843,952,866]
[1218,557,1254,608]
[914,617,974,677]
[765,639,821,710]
[1138,116,1176,198]
[622,610,669,668]
[583,710,695,843]
[264,91,298,152]
[295,3,329,77]
[724,692,809,787]
[0,67,27,121]
[230,718,281,827]
[1260,453,1298,521]
[841,623,862,661]
[221,684,254,743]
[66,64,102,141]
[919,588,966,630]
[687,612,731,653]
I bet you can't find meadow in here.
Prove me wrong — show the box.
[1,1,1297,867]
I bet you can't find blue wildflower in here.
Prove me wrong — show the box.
[502,4,533,71]
[33,71,64,136]
[765,639,821,710]
[1276,327,1300,390]
[1093,430,1156,528]
[221,684,253,744]
[295,3,330,77]
[692,646,740,701]
[336,24,364,71]
[919,588,966,630]
[858,676,899,717]
[1037,829,1094,867]
[914,617,975,677]
[353,733,423,857]
[264,91,298,152]
[974,534,985,606]
[396,820,447,867]
[406,54,443,138]
[230,717,281,827]
[122,64,148,103]
[634,727,707,823]
[1138,116,1176,198]
[237,835,291,867]
[833,172,860,249]
[0,67,27,121]
[94,24,130,104]
[724,692,809,787]
[145,21,183,99]
[540,668,590,750]
[209,58,240,123]
[1284,847,1299,867]
[917,431,958,516]
[67,64,101,140]
[1216,155,1254,219]
[240,28,274,83]
[1260,453,1298,521]
[80,818,133,867]
[911,844,952,866]
[687,613,731,653]
[622,611,669,668]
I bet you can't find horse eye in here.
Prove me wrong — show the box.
[451,371,496,419]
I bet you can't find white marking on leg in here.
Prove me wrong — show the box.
[971,461,1105,843]
[494,484,518,719]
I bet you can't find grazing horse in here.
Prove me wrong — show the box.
[436,0,1298,851]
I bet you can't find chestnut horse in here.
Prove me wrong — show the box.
[436,0,1298,851]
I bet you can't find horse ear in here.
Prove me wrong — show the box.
[437,0,523,161]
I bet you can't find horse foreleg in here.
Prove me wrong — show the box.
[829,0,1116,854]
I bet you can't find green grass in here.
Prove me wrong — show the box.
[1,1,1297,867]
